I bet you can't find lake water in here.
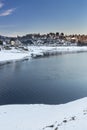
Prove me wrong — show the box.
[0,53,87,105]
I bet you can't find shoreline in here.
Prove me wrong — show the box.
[0,46,87,65]
[28,46,87,58]
[0,48,30,66]
[0,57,29,66]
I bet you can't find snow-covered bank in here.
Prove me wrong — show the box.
[28,46,87,57]
[0,48,30,65]
[0,98,87,130]
[1,46,87,64]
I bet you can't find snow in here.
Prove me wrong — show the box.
[0,97,87,130]
[1,46,87,63]
[0,48,30,64]
[28,46,87,57]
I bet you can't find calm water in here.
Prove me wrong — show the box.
[0,53,87,105]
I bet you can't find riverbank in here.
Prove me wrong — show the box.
[28,46,87,57]
[0,48,30,65]
[0,97,87,130]
[1,46,87,64]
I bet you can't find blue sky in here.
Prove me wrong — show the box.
[0,0,87,36]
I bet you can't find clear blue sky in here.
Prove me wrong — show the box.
[0,0,87,36]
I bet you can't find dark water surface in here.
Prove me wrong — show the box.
[0,53,87,105]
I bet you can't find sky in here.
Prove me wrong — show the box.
[0,0,87,36]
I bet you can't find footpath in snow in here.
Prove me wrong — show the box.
[0,97,87,130]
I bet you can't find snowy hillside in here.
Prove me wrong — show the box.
[0,98,87,130]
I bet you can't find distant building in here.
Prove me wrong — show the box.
[3,41,7,46]
[10,39,22,46]
[15,39,22,46]
[11,41,15,46]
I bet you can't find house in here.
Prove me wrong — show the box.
[11,40,15,46]
[3,41,7,46]
[10,39,22,46]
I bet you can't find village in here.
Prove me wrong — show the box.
[0,33,87,52]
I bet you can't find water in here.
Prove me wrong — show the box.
[0,53,87,105]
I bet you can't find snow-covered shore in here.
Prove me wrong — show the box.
[0,97,87,130]
[1,46,87,64]
[0,48,30,65]
[28,46,87,57]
